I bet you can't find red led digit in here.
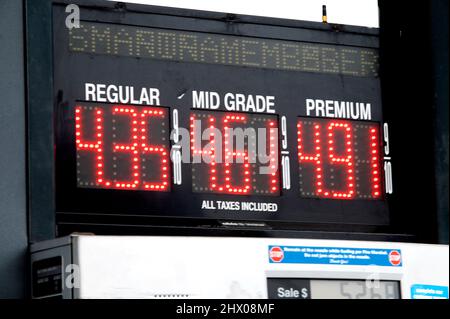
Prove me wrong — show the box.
[75,106,108,186]
[140,108,170,191]
[213,114,251,194]
[297,121,324,195]
[190,114,214,163]
[325,121,355,199]
[268,120,279,193]
[190,115,199,161]
[111,106,140,189]
[369,126,382,198]
[207,115,220,191]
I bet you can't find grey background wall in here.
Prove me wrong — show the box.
[0,0,27,298]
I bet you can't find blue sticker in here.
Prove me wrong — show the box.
[411,285,449,299]
[268,245,402,267]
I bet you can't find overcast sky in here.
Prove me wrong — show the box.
[109,0,379,28]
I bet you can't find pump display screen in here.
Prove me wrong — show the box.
[268,278,400,299]
[53,3,392,229]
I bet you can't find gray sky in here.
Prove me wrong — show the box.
[109,0,379,28]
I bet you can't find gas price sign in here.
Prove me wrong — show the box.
[52,2,393,232]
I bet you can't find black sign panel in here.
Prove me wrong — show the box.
[51,2,391,233]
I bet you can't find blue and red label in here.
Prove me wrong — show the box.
[269,245,402,267]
